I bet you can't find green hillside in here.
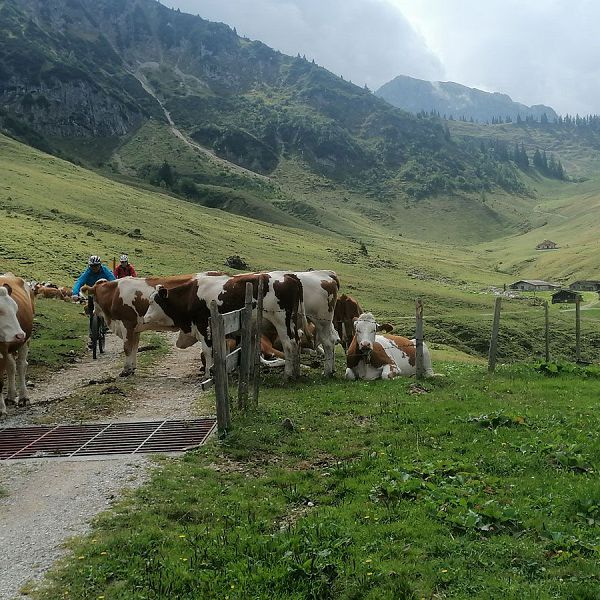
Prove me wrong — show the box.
[449,119,600,178]
[112,119,538,243]
[1,133,599,363]
[0,0,543,244]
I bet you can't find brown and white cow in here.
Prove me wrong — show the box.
[0,275,34,417]
[35,285,69,301]
[281,270,340,376]
[255,270,340,374]
[143,272,305,379]
[83,274,195,376]
[345,313,434,380]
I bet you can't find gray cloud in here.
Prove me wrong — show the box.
[162,0,444,89]
[394,0,600,115]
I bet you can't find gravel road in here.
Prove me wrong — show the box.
[0,332,210,599]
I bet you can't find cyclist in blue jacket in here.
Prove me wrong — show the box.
[72,256,116,349]
[72,255,116,298]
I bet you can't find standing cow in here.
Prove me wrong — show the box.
[250,270,340,375]
[83,275,195,376]
[285,270,340,376]
[0,275,34,417]
[345,313,434,380]
[143,272,305,380]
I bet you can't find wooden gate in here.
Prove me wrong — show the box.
[201,282,263,433]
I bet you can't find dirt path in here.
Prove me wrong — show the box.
[0,333,211,599]
[131,67,269,182]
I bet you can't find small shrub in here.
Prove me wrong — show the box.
[225,255,249,270]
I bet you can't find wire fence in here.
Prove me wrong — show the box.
[252,294,600,367]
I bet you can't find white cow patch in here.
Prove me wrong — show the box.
[0,287,25,344]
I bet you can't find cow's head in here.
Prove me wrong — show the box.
[144,285,176,328]
[353,312,391,353]
[0,285,26,344]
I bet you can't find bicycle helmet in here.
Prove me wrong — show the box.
[119,254,128,263]
[88,255,102,266]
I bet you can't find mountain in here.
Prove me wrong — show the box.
[376,75,558,124]
[0,0,529,204]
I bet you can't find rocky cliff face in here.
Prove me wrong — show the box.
[0,0,162,140]
[0,79,145,138]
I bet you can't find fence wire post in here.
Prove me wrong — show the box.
[210,300,230,433]
[415,298,425,380]
[575,295,581,363]
[237,282,253,411]
[251,276,264,406]
[488,297,502,373]
[544,300,550,362]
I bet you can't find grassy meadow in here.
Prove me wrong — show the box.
[2,132,599,363]
[1,130,599,599]
[33,364,600,599]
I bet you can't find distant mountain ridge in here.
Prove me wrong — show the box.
[376,75,558,123]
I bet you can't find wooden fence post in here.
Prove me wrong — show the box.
[415,298,425,380]
[237,282,253,410]
[544,300,550,362]
[488,297,502,373]
[210,300,230,433]
[251,276,264,406]
[575,295,581,362]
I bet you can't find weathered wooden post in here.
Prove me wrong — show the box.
[237,282,254,410]
[488,297,502,373]
[210,300,230,433]
[575,295,581,362]
[251,276,264,406]
[544,300,550,362]
[415,298,425,380]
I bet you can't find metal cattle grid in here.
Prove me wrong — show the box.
[0,418,216,460]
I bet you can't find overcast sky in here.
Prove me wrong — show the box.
[164,0,600,115]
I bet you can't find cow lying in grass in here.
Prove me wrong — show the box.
[345,313,434,380]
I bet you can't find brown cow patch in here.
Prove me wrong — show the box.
[155,280,212,341]
[320,279,339,313]
[273,274,302,340]
[385,335,416,367]
[131,291,149,317]
[334,294,363,349]
[219,273,270,313]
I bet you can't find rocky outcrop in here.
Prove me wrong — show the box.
[0,78,144,138]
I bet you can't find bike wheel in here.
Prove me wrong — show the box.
[98,318,106,354]
[90,315,100,360]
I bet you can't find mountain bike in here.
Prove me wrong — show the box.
[87,295,106,359]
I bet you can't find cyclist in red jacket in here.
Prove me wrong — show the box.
[113,254,137,278]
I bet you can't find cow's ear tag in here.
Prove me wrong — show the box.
[2,283,13,296]
[158,286,168,299]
